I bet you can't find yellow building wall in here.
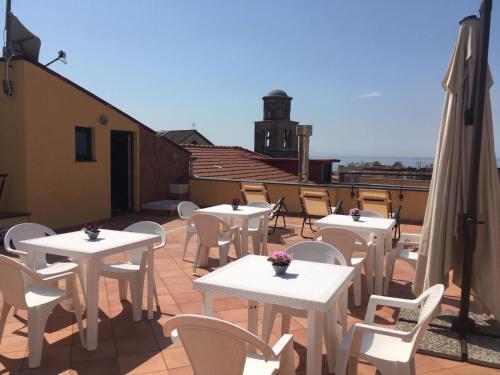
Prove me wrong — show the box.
[12,60,141,228]
[189,178,429,223]
[0,61,28,213]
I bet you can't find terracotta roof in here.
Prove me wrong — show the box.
[183,145,298,182]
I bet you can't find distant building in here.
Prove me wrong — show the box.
[158,129,213,145]
[254,89,299,158]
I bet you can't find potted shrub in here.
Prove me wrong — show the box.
[83,221,102,240]
[267,251,293,275]
[349,208,361,221]
[231,198,240,210]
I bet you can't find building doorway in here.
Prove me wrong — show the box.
[111,131,133,213]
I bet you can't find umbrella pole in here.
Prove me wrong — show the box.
[452,0,493,336]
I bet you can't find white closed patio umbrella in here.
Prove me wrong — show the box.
[413,14,500,321]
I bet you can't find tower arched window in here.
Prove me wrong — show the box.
[265,130,271,148]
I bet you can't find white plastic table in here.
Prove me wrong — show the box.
[18,229,160,350]
[193,255,355,375]
[315,214,395,295]
[197,204,272,257]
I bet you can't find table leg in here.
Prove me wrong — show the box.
[261,214,270,256]
[85,258,99,350]
[247,300,259,354]
[147,247,154,320]
[307,310,324,375]
[241,218,249,257]
[202,293,213,316]
[374,232,385,295]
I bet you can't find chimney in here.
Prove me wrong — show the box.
[297,124,313,182]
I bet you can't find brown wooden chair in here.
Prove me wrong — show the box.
[299,187,333,238]
[240,182,270,204]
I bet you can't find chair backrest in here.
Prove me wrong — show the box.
[124,221,167,264]
[3,223,55,267]
[164,314,276,375]
[358,209,384,218]
[358,189,392,218]
[188,213,230,247]
[408,284,444,355]
[240,182,270,204]
[178,201,200,220]
[299,187,332,217]
[313,228,367,266]
[286,241,346,265]
[0,255,30,309]
[247,201,272,229]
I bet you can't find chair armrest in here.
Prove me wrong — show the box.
[353,322,411,340]
[271,334,294,357]
[365,295,421,323]
[38,271,75,282]
[4,248,28,256]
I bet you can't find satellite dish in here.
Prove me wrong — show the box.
[8,14,41,62]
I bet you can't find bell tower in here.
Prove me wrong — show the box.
[254,89,299,158]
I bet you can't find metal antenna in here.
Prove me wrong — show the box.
[3,0,12,58]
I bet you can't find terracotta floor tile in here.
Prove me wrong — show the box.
[0,350,26,372]
[161,347,190,369]
[118,351,167,374]
[71,339,116,363]
[170,292,201,305]
[216,308,249,323]
[70,358,121,375]
[177,302,202,314]
[112,320,154,338]
[166,367,191,375]
[116,335,159,356]
[20,364,71,375]
[0,335,28,353]
[22,345,70,368]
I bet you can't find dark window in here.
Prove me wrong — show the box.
[75,127,93,161]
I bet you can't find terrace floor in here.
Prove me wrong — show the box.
[0,214,497,375]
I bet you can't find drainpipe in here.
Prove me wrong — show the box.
[297,124,312,182]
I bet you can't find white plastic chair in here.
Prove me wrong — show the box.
[188,213,241,275]
[262,241,345,372]
[358,210,384,218]
[99,221,166,321]
[384,233,420,294]
[335,284,444,375]
[3,223,86,301]
[313,228,374,306]
[164,314,296,375]
[178,201,200,260]
[0,254,85,368]
[246,201,273,254]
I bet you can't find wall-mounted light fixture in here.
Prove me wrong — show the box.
[99,114,108,125]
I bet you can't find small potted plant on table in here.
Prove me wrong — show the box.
[268,251,293,275]
[83,221,102,240]
[231,198,240,210]
[350,208,361,221]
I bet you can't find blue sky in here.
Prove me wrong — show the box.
[5,0,500,157]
